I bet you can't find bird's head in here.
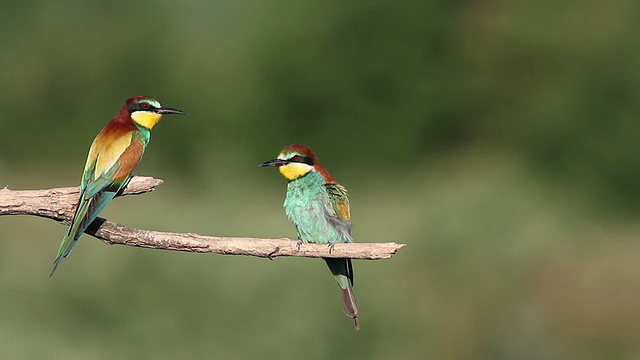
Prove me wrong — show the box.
[125,96,187,129]
[259,144,319,181]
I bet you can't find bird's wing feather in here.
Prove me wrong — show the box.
[324,182,352,241]
[84,132,142,199]
[93,132,133,179]
[325,183,351,222]
[71,189,119,241]
[69,132,144,239]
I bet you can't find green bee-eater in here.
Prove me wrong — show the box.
[50,95,186,276]
[260,144,360,330]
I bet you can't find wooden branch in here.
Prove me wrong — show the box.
[0,176,406,260]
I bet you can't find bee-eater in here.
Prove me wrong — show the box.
[50,95,187,276]
[260,144,360,331]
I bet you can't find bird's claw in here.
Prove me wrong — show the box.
[327,242,336,254]
[267,247,280,261]
[296,239,303,251]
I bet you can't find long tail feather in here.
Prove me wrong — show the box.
[50,190,115,276]
[341,286,360,331]
[325,258,360,331]
[50,234,77,277]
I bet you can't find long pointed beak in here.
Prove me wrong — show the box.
[259,159,288,168]
[157,107,188,115]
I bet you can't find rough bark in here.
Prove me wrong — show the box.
[0,176,406,260]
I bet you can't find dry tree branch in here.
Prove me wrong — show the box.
[0,176,406,260]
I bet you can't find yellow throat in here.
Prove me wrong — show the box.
[279,163,313,181]
[131,111,162,129]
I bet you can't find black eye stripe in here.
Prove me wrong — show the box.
[291,155,313,166]
[128,102,157,113]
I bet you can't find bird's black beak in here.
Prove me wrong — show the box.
[157,107,188,115]
[259,159,288,168]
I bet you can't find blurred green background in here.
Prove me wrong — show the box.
[1,0,639,359]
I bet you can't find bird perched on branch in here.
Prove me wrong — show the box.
[260,144,360,331]
[50,96,187,276]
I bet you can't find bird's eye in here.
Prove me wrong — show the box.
[141,103,150,110]
[290,155,313,165]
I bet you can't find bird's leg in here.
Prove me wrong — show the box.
[327,242,336,254]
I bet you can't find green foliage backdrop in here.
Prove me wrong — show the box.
[1,1,639,359]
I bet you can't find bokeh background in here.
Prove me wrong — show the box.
[1,1,639,359]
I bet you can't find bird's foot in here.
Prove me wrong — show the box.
[296,239,303,251]
[267,247,280,261]
[327,242,336,255]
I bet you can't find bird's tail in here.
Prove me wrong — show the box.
[50,193,100,276]
[340,284,360,331]
[50,233,78,277]
[325,258,360,331]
